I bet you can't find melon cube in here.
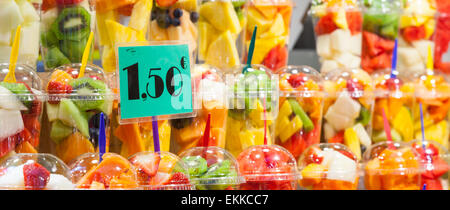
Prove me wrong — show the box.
[326,151,357,182]
[0,46,12,63]
[323,122,336,140]
[18,21,40,63]
[334,52,361,68]
[0,0,24,33]
[330,29,352,53]
[316,34,332,58]
[320,59,339,74]
[0,109,24,139]
[398,47,422,66]
[0,31,11,45]
[332,91,361,119]
[324,106,355,131]
[412,40,434,63]
[349,34,362,56]
[17,0,39,23]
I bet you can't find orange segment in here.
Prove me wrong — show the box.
[49,69,73,85]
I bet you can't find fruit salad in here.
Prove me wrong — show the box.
[363,141,421,190]
[310,0,363,73]
[298,143,359,190]
[129,151,194,190]
[397,0,436,74]
[371,70,415,144]
[40,0,95,70]
[243,0,293,72]
[322,68,374,160]
[70,152,139,189]
[237,145,300,190]
[198,0,246,71]
[170,65,227,155]
[410,140,449,190]
[361,0,402,73]
[0,153,74,190]
[150,0,199,64]
[434,0,450,73]
[96,0,152,73]
[43,64,114,164]
[276,66,324,159]
[0,64,43,160]
[225,65,278,157]
[0,0,40,66]
[179,146,243,190]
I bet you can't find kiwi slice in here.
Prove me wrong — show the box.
[181,156,208,177]
[45,47,71,69]
[60,37,87,63]
[41,30,59,48]
[51,6,91,41]
[69,78,108,111]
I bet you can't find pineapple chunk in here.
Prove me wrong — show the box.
[392,106,413,142]
[415,120,449,149]
[174,0,198,11]
[259,13,285,39]
[225,117,243,157]
[247,36,286,64]
[17,0,39,23]
[249,100,273,128]
[0,0,24,33]
[199,1,241,33]
[275,116,290,137]
[344,127,361,160]
[101,45,116,73]
[278,100,293,119]
[97,10,119,46]
[129,0,153,33]
[239,128,264,150]
[205,30,240,70]
[279,116,302,143]
[198,21,218,59]
[105,20,146,47]
[301,163,326,181]
[246,7,272,36]
[332,8,348,29]
[353,123,371,148]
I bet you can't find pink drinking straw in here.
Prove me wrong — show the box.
[202,114,211,157]
[381,108,395,150]
[263,97,268,145]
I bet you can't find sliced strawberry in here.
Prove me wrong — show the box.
[156,0,178,8]
[346,79,364,93]
[47,81,73,104]
[149,172,171,186]
[129,153,161,177]
[402,26,426,43]
[346,11,363,35]
[23,163,50,190]
[315,13,338,35]
[304,147,324,165]
[168,172,190,185]
[287,73,307,89]
[281,132,305,159]
[328,131,345,144]
[0,134,20,157]
[384,78,402,91]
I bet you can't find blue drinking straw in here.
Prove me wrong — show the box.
[390,39,398,79]
[152,116,160,153]
[99,112,105,163]
[243,26,257,74]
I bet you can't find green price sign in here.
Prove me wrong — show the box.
[118,44,193,120]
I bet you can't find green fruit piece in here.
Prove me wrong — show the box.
[69,78,108,111]
[41,29,59,48]
[202,160,231,179]
[98,89,113,115]
[51,6,91,41]
[50,120,74,144]
[0,82,32,109]
[380,24,398,40]
[58,98,89,138]
[60,37,87,62]
[232,0,246,8]
[207,170,237,190]
[46,102,59,122]
[45,47,71,69]
[181,156,208,177]
[356,106,371,126]
[373,129,402,143]
[287,99,314,132]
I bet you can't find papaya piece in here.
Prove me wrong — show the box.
[15,141,37,154]
[56,132,95,164]
[114,123,145,157]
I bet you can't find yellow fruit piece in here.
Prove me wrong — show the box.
[96,10,119,46]
[415,120,449,149]
[301,163,326,180]
[149,20,168,41]
[344,127,361,160]
[199,1,241,33]
[279,116,302,143]
[105,20,146,47]
[142,120,171,152]
[413,115,433,132]
[129,0,153,33]
[278,100,293,119]
[333,8,348,29]
[247,36,286,64]
[101,45,116,73]
[249,100,273,128]
[239,128,266,150]
[205,30,240,70]
[260,13,285,39]
[254,4,278,19]
[424,19,436,40]
[392,106,414,142]
[198,20,219,60]
[275,116,289,137]
[174,0,198,11]
[226,117,243,157]
[158,152,179,173]
[246,7,272,36]
[49,69,73,85]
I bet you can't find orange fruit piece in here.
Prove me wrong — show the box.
[49,70,73,85]
[56,132,95,164]
[15,141,37,153]
[114,123,145,157]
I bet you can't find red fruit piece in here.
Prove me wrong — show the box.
[421,178,443,190]
[56,0,83,6]
[47,81,73,104]
[149,172,171,186]
[168,172,190,185]
[436,0,450,13]
[287,73,307,89]
[346,11,363,35]
[315,13,338,35]
[401,26,426,43]
[281,132,306,159]
[262,45,288,72]
[346,79,364,93]
[129,153,161,177]
[0,134,20,157]
[23,163,50,190]
[431,158,449,178]
[237,147,266,175]
[304,147,324,165]
[328,131,344,144]
[156,0,178,8]
[384,78,402,91]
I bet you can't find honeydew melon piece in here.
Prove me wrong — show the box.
[398,47,422,67]
[58,99,89,138]
[0,31,11,45]
[16,0,39,23]
[0,86,27,110]
[0,46,12,63]
[412,40,434,64]
[18,21,40,63]
[334,52,361,68]
[320,60,339,74]
[50,120,74,144]
[324,106,354,131]
[349,34,362,56]
[323,122,336,140]
[326,150,357,182]
[330,29,352,53]
[0,109,24,139]
[0,0,24,33]
[332,91,361,119]
[46,102,59,122]
[316,34,332,59]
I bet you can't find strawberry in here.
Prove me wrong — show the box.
[47,81,73,104]
[156,0,178,8]
[346,11,362,35]
[168,172,190,185]
[401,26,426,43]
[262,45,288,72]
[287,73,307,88]
[149,172,171,186]
[315,13,338,35]
[23,163,50,190]
[328,131,344,144]
[346,79,364,93]
[384,78,402,91]
[129,153,161,177]
[431,158,449,178]
[56,0,83,6]
[304,147,324,165]
[0,135,20,157]
[421,178,443,190]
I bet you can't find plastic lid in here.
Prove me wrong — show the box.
[69,152,140,190]
[178,146,244,190]
[409,140,449,176]
[323,68,374,98]
[310,0,361,14]
[413,71,450,97]
[277,65,324,97]
[0,63,44,101]
[0,153,74,190]
[129,151,194,190]
[371,69,414,98]
[402,0,437,16]
[237,144,300,182]
[250,0,293,6]
[193,64,227,108]
[363,0,403,13]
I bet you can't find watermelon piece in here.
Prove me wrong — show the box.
[421,178,443,190]
[262,45,288,72]
[328,131,345,144]
[401,26,426,43]
[437,0,450,13]
[315,13,338,36]
[280,132,305,159]
[346,11,363,35]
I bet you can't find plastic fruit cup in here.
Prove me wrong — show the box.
[0,0,41,66]
[243,0,293,72]
[42,63,114,164]
[129,151,194,190]
[410,139,449,190]
[434,0,450,73]
[198,0,246,71]
[178,146,244,190]
[322,68,374,161]
[170,64,228,155]
[69,152,139,189]
[40,0,95,71]
[275,66,324,159]
[237,145,300,190]
[298,143,359,190]
[225,64,279,157]
[0,153,74,190]
[371,70,415,144]
[310,0,363,74]
[363,141,421,190]
[361,0,402,74]
[0,63,44,160]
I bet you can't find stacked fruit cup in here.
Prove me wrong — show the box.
[237,144,300,190]
[0,63,44,161]
[322,68,374,161]
[170,64,228,155]
[243,0,293,73]
[310,0,363,74]
[275,66,324,160]
[298,143,359,190]
[0,153,74,190]
[129,151,194,190]
[0,0,41,66]
[363,141,421,190]
[371,70,415,144]
[361,0,402,74]
[198,0,246,71]
[225,64,278,157]
[397,0,437,74]
[179,146,244,190]
[43,63,114,164]
[40,0,95,71]
[434,0,450,73]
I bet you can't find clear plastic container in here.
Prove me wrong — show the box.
[322,68,374,161]
[198,0,246,71]
[0,0,41,66]
[275,66,324,159]
[129,151,194,190]
[310,0,363,73]
[243,0,293,72]
[298,143,359,190]
[170,64,227,155]
[41,63,114,164]
[434,1,450,74]
[0,63,44,160]
[410,139,449,190]
[0,153,74,190]
[69,152,139,189]
[178,146,244,190]
[361,0,402,73]
[225,64,279,157]
[237,144,300,190]
[363,141,421,190]
[40,0,95,71]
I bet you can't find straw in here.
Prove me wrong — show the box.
[263,97,268,145]
[98,112,106,163]
[381,108,395,150]
[78,31,94,78]
[390,39,398,79]
[419,103,427,151]
[243,26,257,74]
[426,44,433,73]
[422,183,427,190]
[202,114,211,147]
[152,116,160,153]
[4,25,21,83]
